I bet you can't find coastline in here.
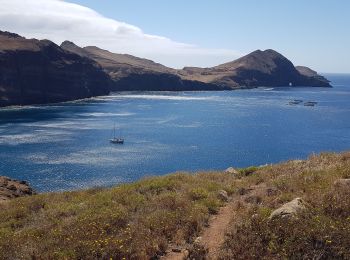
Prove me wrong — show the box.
[0,84,332,110]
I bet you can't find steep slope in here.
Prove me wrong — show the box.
[296,65,330,86]
[0,31,111,107]
[61,41,175,76]
[61,41,223,91]
[179,49,331,88]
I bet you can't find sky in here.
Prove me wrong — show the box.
[0,0,349,73]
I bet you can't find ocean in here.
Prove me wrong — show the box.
[1,74,349,192]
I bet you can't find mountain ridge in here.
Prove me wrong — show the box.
[0,30,332,107]
[61,41,331,90]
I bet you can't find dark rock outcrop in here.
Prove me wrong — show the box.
[0,176,36,201]
[296,66,330,87]
[0,31,111,107]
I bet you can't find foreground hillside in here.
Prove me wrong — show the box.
[0,151,349,259]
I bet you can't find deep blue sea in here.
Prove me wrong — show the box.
[1,74,349,192]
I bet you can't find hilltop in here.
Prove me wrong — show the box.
[0,151,349,259]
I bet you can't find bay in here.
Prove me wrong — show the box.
[0,74,349,192]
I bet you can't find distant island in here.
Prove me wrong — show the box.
[0,30,331,107]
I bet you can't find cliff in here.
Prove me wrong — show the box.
[0,31,111,107]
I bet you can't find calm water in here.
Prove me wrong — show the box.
[1,74,349,192]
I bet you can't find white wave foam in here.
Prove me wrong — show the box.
[0,131,71,145]
[23,142,170,166]
[79,112,135,117]
[102,94,221,101]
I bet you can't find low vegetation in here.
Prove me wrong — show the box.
[0,152,349,259]
[0,172,237,259]
[219,152,350,260]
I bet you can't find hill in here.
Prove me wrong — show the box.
[0,151,349,259]
[179,49,331,88]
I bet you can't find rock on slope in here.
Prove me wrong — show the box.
[0,176,36,201]
[0,31,111,107]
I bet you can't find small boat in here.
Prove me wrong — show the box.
[110,123,124,144]
[110,138,124,144]
[288,99,303,105]
[304,101,318,107]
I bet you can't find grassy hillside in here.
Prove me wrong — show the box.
[0,152,349,259]
[219,152,350,260]
[0,172,236,259]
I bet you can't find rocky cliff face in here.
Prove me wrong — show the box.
[296,66,330,86]
[0,31,111,107]
[0,176,36,201]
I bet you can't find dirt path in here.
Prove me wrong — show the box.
[163,199,236,260]
[200,200,235,259]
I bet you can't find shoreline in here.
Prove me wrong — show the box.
[0,149,345,197]
[0,84,333,110]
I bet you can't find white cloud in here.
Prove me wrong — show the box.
[0,0,240,68]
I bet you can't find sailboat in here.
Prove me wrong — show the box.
[110,123,124,144]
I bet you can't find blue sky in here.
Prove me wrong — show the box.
[1,0,349,72]
[67,0,350,73]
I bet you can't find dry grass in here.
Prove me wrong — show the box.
[0,172,237,260]
[219,152,350,260]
